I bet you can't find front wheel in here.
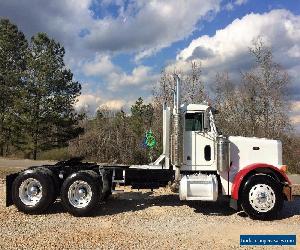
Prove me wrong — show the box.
[61,170,101,216]
[241,174,283,220]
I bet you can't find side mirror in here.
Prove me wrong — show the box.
[203,111,210,131]
[212,108,219,115]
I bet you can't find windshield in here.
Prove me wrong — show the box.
[185,113,204,131]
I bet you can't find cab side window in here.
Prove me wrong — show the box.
[185,113,204,131]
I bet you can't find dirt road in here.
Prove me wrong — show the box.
[0,158,299,249]
[0,158,55,179]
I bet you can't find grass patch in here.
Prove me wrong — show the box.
[37,147,70,161]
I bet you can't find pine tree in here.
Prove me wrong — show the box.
[130,97,154,163]
[0,19,28,156]
[25,33,82,159]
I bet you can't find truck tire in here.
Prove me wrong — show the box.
[34,167,60,204]
[12,169,56,214]
[60,170,101,216]
[241,174,283,220]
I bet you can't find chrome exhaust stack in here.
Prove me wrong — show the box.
[171,74,183,190]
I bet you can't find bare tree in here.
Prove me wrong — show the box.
[212,72,244,135]
[211,39,298,173]
[152,61,207,109]
[182,62,207,104]
[213,39,291,139]
[244,38,291,138]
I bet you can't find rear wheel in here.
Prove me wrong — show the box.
[12,169,56,214]
[61,170,101,216]
[241,174,283,220]
[34,167,60,203]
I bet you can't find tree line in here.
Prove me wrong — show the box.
[0,19,82,159]
[69,39,299,173]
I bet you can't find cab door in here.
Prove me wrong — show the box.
[195,131,215,169]
[183,112,215,171]
[183,112,203,169]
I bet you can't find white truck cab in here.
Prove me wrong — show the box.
[157,75,292,220]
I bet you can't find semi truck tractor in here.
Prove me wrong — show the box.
[6,75,293,220]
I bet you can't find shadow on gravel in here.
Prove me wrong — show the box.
[45,192,236,217]
[44,193,300,219]
[94,193,237,217]
[278,196,300,220]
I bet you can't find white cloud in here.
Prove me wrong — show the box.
[75,94,102,114]
[291,113,300,132]
[100,99,126,110]
[112,65,155,89]
[225,3,234,11]
[291,101,300,131]
[0,0,92,46]
[170,9,300,101]
[78,54,159,114]
[3,1,300,123]
[235,0,248,6]
[83,55,117,77]
[224,0,248,11]
[287,45,300,58]
[292,101,300,112]
[75,94,127,114]
[177,9,300,62]
[134,48,160,63]
[169,9,300,130]
[291,115,300,124]
[0,0,221,62]
[82,54,159,91]
[83,0,221,58]
[0,0,222,115]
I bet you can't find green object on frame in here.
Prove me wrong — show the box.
[145,129,156,149]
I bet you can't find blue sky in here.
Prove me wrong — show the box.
[0,0,300,130]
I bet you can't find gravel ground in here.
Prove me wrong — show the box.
[0,159,299,249]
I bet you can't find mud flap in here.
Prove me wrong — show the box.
[6,173,19,207]
[230,198,238,210]
[283,184,293,201]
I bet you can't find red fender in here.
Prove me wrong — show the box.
[231,163,291,200]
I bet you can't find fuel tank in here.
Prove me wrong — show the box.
[217,135,230,172]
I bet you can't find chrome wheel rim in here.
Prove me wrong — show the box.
[68,180,92,208]
[249,184,276,212]
[19,178,43,206]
